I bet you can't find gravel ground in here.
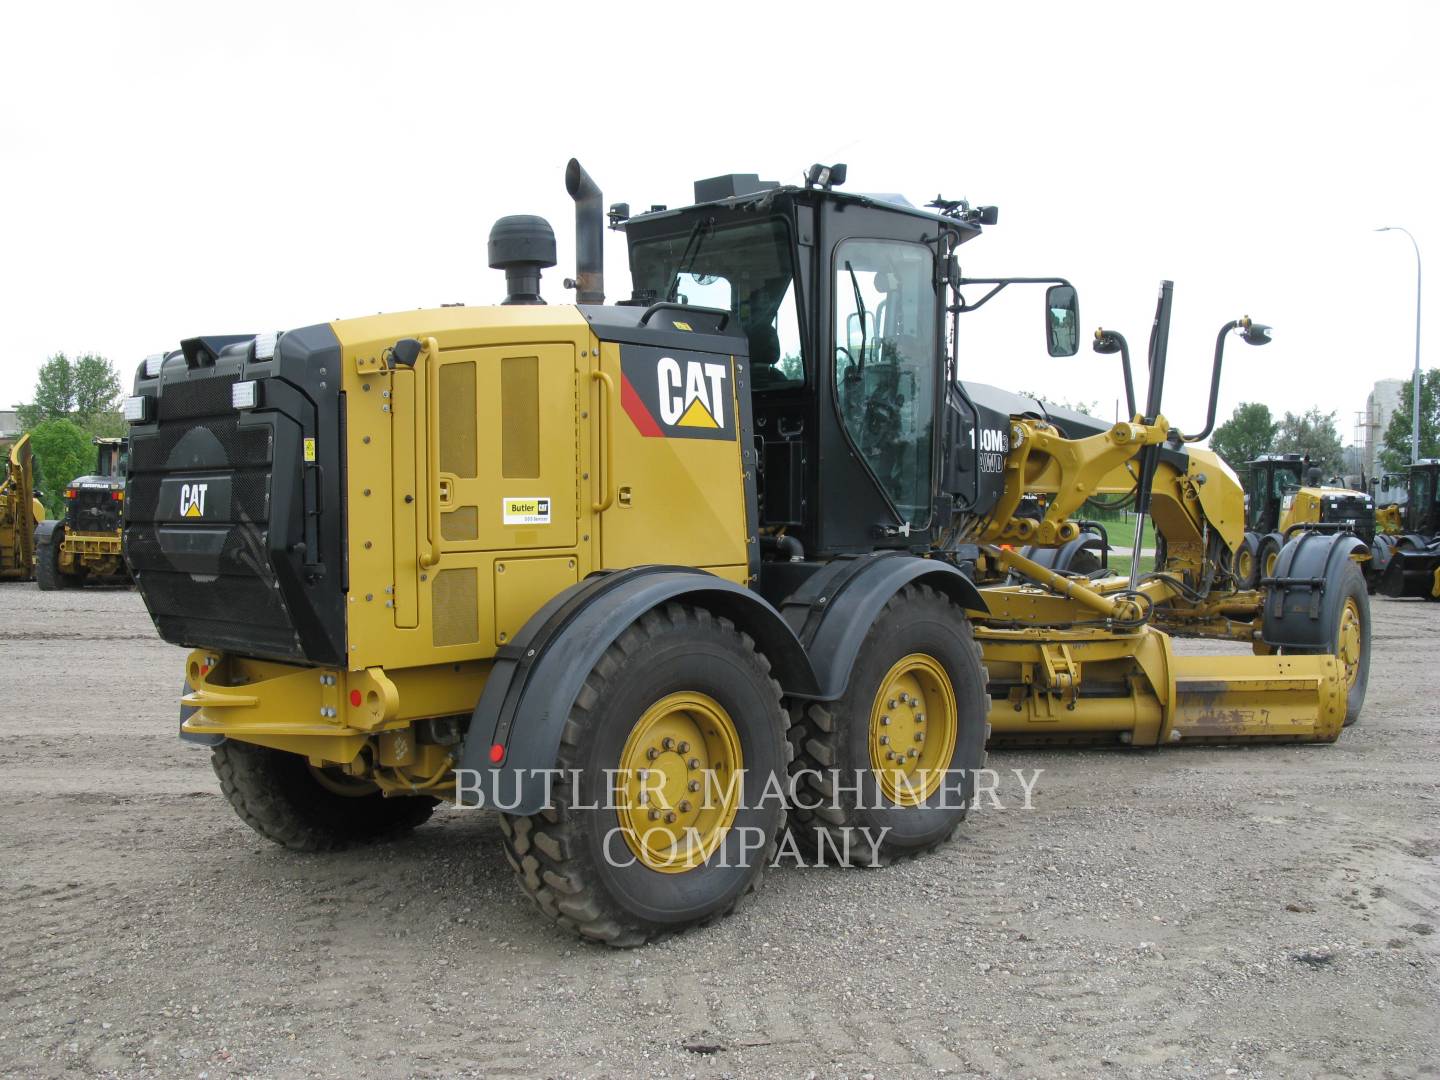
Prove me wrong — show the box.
[0,584,1436,1080]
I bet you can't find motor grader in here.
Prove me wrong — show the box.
[1,434,44,581]
[35,436,129,589]
[1228,454,1375,589]
[122,160,1367,946]
[1372,459,1440,599]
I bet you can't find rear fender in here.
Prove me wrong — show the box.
[455,566,818,813]
[778,551,986,701]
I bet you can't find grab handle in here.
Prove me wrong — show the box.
[591,369,615,513]
[418,337,441,568]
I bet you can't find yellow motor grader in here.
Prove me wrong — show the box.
[121,160,1367,945]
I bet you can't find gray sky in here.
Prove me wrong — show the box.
[2,1,1435,448]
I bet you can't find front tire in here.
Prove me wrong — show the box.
[1234,531,1261,590]
[499,604,790,947]
[789,583,988,864]
[212,740,438,851]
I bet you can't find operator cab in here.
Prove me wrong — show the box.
[622,169,1064,570]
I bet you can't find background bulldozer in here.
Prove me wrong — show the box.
[35,436,130,590]
[120,160,1369,946]
[1,435,44,581]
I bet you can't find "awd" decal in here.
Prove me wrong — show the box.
[179,483,208,518]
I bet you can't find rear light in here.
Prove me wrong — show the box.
[121,395,151,422]
[231,381,260,410]
[111,491,124,502]
[64,488,76,500]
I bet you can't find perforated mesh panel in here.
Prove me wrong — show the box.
[441,505,479,541]
[438,361,477,479]
[431,567,478,647]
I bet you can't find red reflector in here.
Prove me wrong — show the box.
[488,743,505,764]
[349,690,362,708]
[111,491,124,502]
[199,665,209,676]
[65,489,76,499]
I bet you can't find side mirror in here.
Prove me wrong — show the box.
[1045,284,1080,357]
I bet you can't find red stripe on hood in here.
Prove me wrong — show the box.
[620,371,663,437]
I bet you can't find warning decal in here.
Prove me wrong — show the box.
[503,497,551,525]
[618,344,735,442]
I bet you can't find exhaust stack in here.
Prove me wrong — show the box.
[565,158,604,304]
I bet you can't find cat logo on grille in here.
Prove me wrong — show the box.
[179,483,208,518]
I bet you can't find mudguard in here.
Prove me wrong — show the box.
[34,518,63,548]
[777,551,987,701]
[455,565,818,813]
[1262,530,1369,648]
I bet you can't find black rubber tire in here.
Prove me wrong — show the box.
[212,740,438,851]
[33,538,62,591]
[1284,561,1370,727]
[1256,533,1282,583]
[498,603,791,948]
[1234,531,1262,590]
[788,583,988,864]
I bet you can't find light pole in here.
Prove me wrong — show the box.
[1375,226,1423,463]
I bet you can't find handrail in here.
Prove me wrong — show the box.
[419,337,441,568]
[591,369,616,513]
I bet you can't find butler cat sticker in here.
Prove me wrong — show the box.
[619,344,736,441]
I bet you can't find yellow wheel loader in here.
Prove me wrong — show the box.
[34,436,130,590]
[1372,460,1440,599]
[121,160,1367,945]
[1,434,45,581]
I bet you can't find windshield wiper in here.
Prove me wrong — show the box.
[666,217,713,302]
[845,260,868,368]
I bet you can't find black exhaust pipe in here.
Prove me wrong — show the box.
[565,158,604,304]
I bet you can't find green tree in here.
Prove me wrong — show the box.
[17,352,124,444]
[1378,369,1440,471]
[28,418,92,517]
[1209,402,1277,474]
[1273,408,1344,475]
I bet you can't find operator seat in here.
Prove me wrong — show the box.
[748,325,789,390]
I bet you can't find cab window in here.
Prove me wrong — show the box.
[630,218,805,391]
[832,238,937,526]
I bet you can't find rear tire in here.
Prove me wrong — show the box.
[498,603,790,947]
[788,583,988,864]
[212,740,438,851]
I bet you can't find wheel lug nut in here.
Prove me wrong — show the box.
[885,750,895,760]
[679,800,692,813]
[899,692,911,704]
[648,809,660,820]
[665,811,677,824]
[879,734,889,745]
[677,741,690,753]
[908,748,919,758]
[688,780,701,792]
[915,713,925,723]
[888,699,897,709]
[688,757,700,769]
[880,715,891,726]
[915,732,924,743]
[647,748,660,760]
[662,737,675,750]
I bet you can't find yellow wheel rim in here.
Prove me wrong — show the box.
[868,653,957,806]
[1337,597,1362,690]
[1264,549,1279,578]
[1236,548,1253,581]
[615,692,743,874]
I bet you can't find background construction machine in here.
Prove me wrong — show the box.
[121,160,1368,946]
[1372,459,1440,599]
[35,436,129,590]
[1,435,44,581]
[1231,454,1375,589]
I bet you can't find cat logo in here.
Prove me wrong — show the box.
[618,344,735,442]
[179,483,208,518]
